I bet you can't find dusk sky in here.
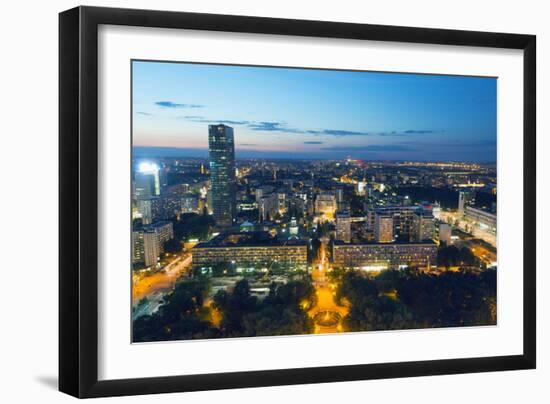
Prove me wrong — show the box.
[132,60,497,162]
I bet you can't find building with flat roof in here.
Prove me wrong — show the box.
[132,221,174,267]
[439,222,452,245]
[413,211,435,242]
[464,206,497,233]
[366,205,417,239]
[192,231,307,271]
[315,192,337,219]
[208,124,236,227]
[374,214,394,243]
[333,240,437,270]
[336,211,352,243]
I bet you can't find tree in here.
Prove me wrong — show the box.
[437,245,479,268]
[163,239,182,254]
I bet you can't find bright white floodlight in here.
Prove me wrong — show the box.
[138,161,159,174]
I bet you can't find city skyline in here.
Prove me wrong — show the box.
[133,61,497,163]
[131,60,497,341]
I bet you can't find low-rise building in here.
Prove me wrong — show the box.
[332,240,437,270]
[464,206,497,233]
[192,231,307,271]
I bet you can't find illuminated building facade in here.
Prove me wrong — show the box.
[134,162,161,198]
[333,241,437,270]
[259,193,279,221]
[367,205,433,241]
[438,222,452,245]
[374,214,394,243]
[335,211,351,243]
[315,192,337,218]
[413,211,435,242]
[192,232,307,270]
[464,206,497,233]
[208,124,236,227]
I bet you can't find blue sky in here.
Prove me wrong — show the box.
[132,60,497,162]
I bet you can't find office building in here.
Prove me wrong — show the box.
[208,124,236,227]
[134,161,161,198]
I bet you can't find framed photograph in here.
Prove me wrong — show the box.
[59,6,536,398]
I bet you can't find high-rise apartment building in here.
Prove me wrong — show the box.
[336,211,352,243]
[315,192,337,218]
[439,223,452,245]
[259,193,279,222]
[374,214,394,243]
[413,211,435,242]
[208,124,236,227]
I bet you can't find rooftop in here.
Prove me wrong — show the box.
[194,231,307,249]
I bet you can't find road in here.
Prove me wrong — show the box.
[308,242,348,334]
[458,240,497,266]
[132,253,193,319]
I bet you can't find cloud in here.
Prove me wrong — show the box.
[210,119,250,125]
[184,116,250,125]
[307,129,371,137]
[240,143,258,146]
[306,129,439,137]
[178,114,439,139]
[136,111,152,116]
[321,144,412,152]
[403,129,435,134]
[376,131,400,136]
[304,141,323,145]
[155,101,204,108]
[247,123,370,136]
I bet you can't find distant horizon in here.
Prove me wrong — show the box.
[133,61,497,162]
[133,146,496,164]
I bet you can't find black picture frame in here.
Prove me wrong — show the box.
[59,6,536,398]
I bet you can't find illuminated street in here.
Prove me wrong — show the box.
[461,240,497,266]
[308,243,348,334]
[132,252,192,305]
[130,63,498,342]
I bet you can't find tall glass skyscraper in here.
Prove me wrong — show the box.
[208,124,236,227]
